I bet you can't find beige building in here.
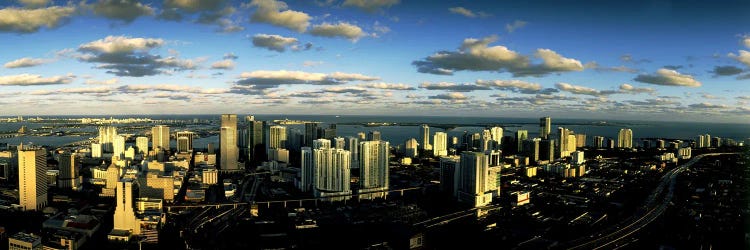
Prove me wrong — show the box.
[18,145,47,211]
[151,125,170,151]
[220,114,239,170]
[110,178,140,240]
[8,232,41,250]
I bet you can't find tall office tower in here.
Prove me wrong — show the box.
[696,135,706,148]
[618,128,633,148]
[593,136,605,148]
[575,134,587,148]
[515,130,528,152]
[471,133,482,149]
[439,156,460,195]
[304,123,318,147]
[313,138,331,150]
[404,138,418,158]
[151,125,170,151]
[313,148,352,200]
[540,139,555,161]
[269,125,287,150]
[419,124,430,150]
[112,178,141,236]
[346,137,360,169]
[368,131,381,141]
[433,132,448,157]
[270,148,290,163]
[220,114,239,171]
[238,126,248,154]
[481,129,493,152]
[98,126,118,152]
[300,147,313,192]
[485,150,502,166]
[540,117,551,139]
[712,137,722,147]
[357,132,366,140]
[135,136,148,155]
[288,129,304,151]
[176,131,194,153]
[113,135,125,159]
[323,124,337,139]
[18,145,47,211]
[359,141,389,199]
[523,138,541,162]
[456,151,492,207]
[91,143,102,158]
[333,137,346,150]
[704,134,711,147]
[489,126,503,149]
[58,152,79,190]
[567,134,577,152]
[248,120,264,161]
[558,127,576,158]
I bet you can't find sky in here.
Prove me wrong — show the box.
[0,0,749,122]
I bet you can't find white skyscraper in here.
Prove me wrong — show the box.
[359,141,389,199]
[490,126,503,149]
[18,145,47,211]
[333,137,346,150]
[313,148,352,200]
[91,143,102,158]
[618,128,633,148]
[220,114,239,170]
[98,126,118,153]
[347,136,360,169]
[135,136,148,155]
[300,147,313,192]
[419,124,431,150]
[404,138,418,158]
[312,138,331,150]
[269,125,287,150]
[481,129,493,152]
[456,151,492,207]
[113,135,125,159]
[111,178,141,237]
[433,132,448,157]
[151,125,170,151]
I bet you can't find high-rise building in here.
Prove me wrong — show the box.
[456,151,492,207]
[111,178,141,237]
[439,156,460,195]
[704,134,711,147]
[575,134,586,148]
[288,129,304,151]
[91,143,102,158]
[433,132,448,157]
[113,135,125,159]
[247,120,264,162]
[540,139,555,161]
[618,128,633,148]
[593,136,605,148]
[135,136,148,155]
[333,137,346,150]
[313,148,351,200]
[540,117,551,139]
[98,126,118,153]
[57,152,79,190]
[151,125,170,151]
[18,145,47,211]
[176,131,194,153]
[419,124,430,150]
[357,132,366,141]
[404,138,418,158]
[312,138,331,150]
[489,127,503,149]
[269,125,287,150]
[359,141,389,199]
[368,131,381,141]
[300,147,313,192]
[523,138,541,162]
[346,137,360,169]
[304,123,318,147]
[516,130,528,152]
[220,114,239,171]
[323,124,337,140]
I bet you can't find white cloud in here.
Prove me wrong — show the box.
[164,0,226,12]
[475,79,542,93]
[79,36,164,54]
[555,82,605,96]
[249,0,310,32]
[85,78,119,85]
[728,50,750,67]
[30,86,114,95]
[328,72,379,81]
[92,0,155,23]
[688,102,730,109]
[358,82,415,90]
[0,6,76,33]
[447,7,487,18]
[302,61,324,67]
[634,68,702,87]
[0,74,74,86]
[236,70,378,88]
[505,20,527,33]
[3,57,52,68]
[744,37,750,48]
[530,48,584,73]
[77,36,199,77]
[419,82,490,92]
[210,59,235,70]
[342,0,399,12]
[429,92,468,100]
[619,83,655,94]
[310,22,365,41]
[251,33,298,52]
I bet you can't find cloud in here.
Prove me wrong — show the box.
[342,0,400,13]
[448,7,488,18]
[0,6,76,33]
[164,0,225,12]
[429,92,468,100]
[3,57,52,68]
[358,82,415,90]
[118,84,228,94]
[620,54,651,64]
[79,35,163,54]
[92,0,155,23]
[236,70,378,89]
[586,62,637,73]
[310,22,365,41]
[249,0,310,32]
[619,83,655,94]
[210,59,235,70]
[555,82,616,96]
[413,35,583,77]
[634,68,701,87]
[30,86,114,95]
[743,36,750,48]
[0,74,74,86]
[700,93,723,100]
[19,0,50,8]
[85,78,119,85]
[475,79,544,94]
[321,86,367,94]
[303,60,323,67]
[419,82,490,92]
[663,65,683,70]
[77,36,199,77]
[710,65,744,77]
[505,20,527,33]
[728,50,750,67]
[223,53,238,60]
[251,33,298,52]
[625,98,680,106]
[688,102,730,109]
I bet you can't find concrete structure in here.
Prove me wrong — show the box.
[110,178,140,240]
[304,123,318,147]
[202,168,218,185]
[404,138,418,158]
[112,135,125,159]
[515,130,528,152]
[346,136,360,169]
[300,147,313,192]
[540,117,551,139]
[220,114,239,171]
[571,151,585,165]
[439,156,460,195]
[57,152,80,190]
[456,152,492,207]
[98,126,117,153]
[433,132,448,157]
[18,145,47,211]
[151,125,170,151]
[176,131,194,153]
[333,137,346,150]
[359,140,389,199]
[523,138,541,162]
[489,126,503,149]
[8,232,41,250]
[312,138,331,150]
[593,136,605,148]
[419,124,430,151]
[246,120,265,162]
[367,131,381,141]
[269,125,287,150]
[618,128,633,148]
[90,143,102,158]
[135,136,148,155]
[313,148,351,200]
[575,133,586,148]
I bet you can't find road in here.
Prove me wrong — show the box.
[565,153,736,250]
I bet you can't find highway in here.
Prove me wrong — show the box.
[565,153,736,250]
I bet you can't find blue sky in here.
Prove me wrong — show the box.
[0,0,749,122]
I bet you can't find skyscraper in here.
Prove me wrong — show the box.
[357,132,366,140]
[540,117,551,139]
[420,124,430,150]
[312,138,331,150]
[300,147,313,192]
[135,136,148,155]
[481,129,493,152]
[18,145,47,211]
[176,131,194,153]
[333,137,346,150]
[439,156,460,195]
[347,136,360,169]
[151,125,170,151]
[248,120,264,162]
[368,131,381,141]
[98,126,117,153]
[91,143,102,158]
[304,123,318,147]
[523,138,541,162]
[593,136,605,148]
[112,178,140,237]
[456,151,492,207]
[269,125,287,150]
[516,130,528,152]
[575,133,587,148]
[404,138,418,158]
[359,141,389,199]
[313,148,351,200]
[220,114,239,170]
[618,128,633,148]
[433,132,448,157]
[489,126,503,149]
[58,152,79,190]
[113,135,125,159]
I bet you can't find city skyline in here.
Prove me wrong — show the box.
[0,0,749,123]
